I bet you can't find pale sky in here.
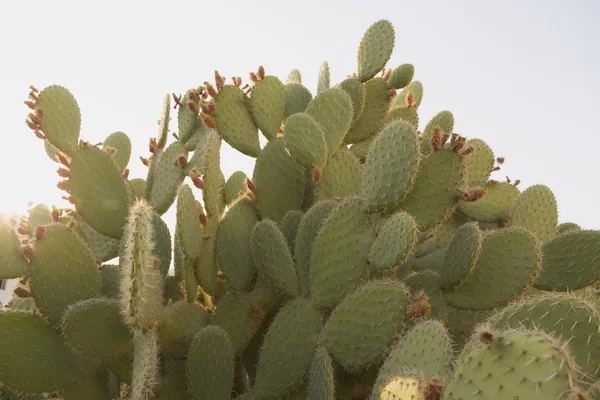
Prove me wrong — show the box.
[1,0,599,233]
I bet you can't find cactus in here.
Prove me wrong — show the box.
[2,18,599,400]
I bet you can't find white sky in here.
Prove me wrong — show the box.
[1,0,599,231]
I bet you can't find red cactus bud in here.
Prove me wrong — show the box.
[459,188,487,202]
[24,100,36,109]
[140,156,150,167]
[149,138,157,154]
[187,101,198,114]
[201,113,217,129]
[176,155,188,169]
[245,177,255,193]
[312,166,322,184]
[35,226,45,241]
[199,213,207,227]
[214,71,225,90]
[58,153,71,167]
[17,226,28,235]
[57,167,70,178]
[28,92,38,101]
[496,157,505,164]
[249,72,258,83]
[25,118,38,130]
[406,92,413,108]
[204,82,218,98]
[51,208,60,222]
[122,168,130,179]
[33,130,46,140]
[172,93,182,109]
[191,175,204,190]
[257,66,265,80]
[21,246,35,260]
[57,180,70,192]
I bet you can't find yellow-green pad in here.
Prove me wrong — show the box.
[457,181,520,223]
[61,298,133,359]
[129,178,146,200]
[201,130,223,216]
[357,20,395,83]
[35,85,80,156]
[464,138,494,186]
[362,120,420,213]
[445,329,583,400]
[30,224,100,324]
[319,281,409,370]
[307,347,335,400]
[71,212,119,263]
[69,145,130,239]
[0,218,28,279]
[295,200,338,296]
[383,106,419,128]
[26,204,52,237]
[317,61,330,93]
[177,89,200,143]
[147,142,188,215]
[534,230,600,291]
[279,209,303,260]
[196,214,219,295]
[176,185,203,261]
[216,197,260,291]
[286,69,302,84]
[214,85,260,157]
[392,81,423,109]
[309,197,371,309]
[400,149,466,231]
[252,137,306,222]
[368,211,417,269]
[373,320,453,397]
[306,88,354,157]
[439,222,482,290]
[420,110,454,153]
[103,131,131,172]
[224,171,248,205]
[315,149,362,202]
[251,219,300,297]
[349,136,374,162]
[44,138,59,162]
[0,310,97,393]
[556,222,581,235]
[388,64,414,89]
[250,76,286,140]
[510,184,558,243]
[413,213,468,258]
[445,227,541,311]
[345,78,391,144]
[254,298,321,399]
[283,112,328,170]
[210,292,262,354]
[158,301,209,358]
[152,213,172,277]
[157,93,170,150]
[336,77,365,125]
[284,83,313,118]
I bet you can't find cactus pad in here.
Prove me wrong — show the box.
[510,184,558,243]
[439,222,482,290]
[315,149,362,202]
[158,301,209,358]
[306,88,354,157]
[457,181,520,223]
[250,76,286,140]
[284,83,313,118]
[0,218,28,279]
[336,77,365,125]
[283,112,328,170]
[345,78,391,144]
[176,185,203,261]
[357,20,395,82]
[388,64,414,89]
[210,293,262,354]
[103,131,131,172]
[307,347,336,400]
[368,211,417,269]
[34,85,80,156]
[463,139,494,186]
[147,142,188,215]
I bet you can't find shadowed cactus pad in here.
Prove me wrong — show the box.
[0,218,28,279]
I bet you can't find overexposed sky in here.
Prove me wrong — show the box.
[1,0,599,230]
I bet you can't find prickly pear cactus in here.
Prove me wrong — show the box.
[1,18,599,400]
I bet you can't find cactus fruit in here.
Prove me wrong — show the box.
[1,18,599,400]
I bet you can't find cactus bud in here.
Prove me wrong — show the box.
[122,168,130,179]
[57,167,70,178]
[496,157,505,164]
[204,82,218,98]
[249,72,258,83]
[172,93,182,109]
[57,180,70,192]
[33,130,46,140]
[257,65,265,80]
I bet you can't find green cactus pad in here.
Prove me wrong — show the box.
[214,85,260,157]
[131,328,160,400]
[71,213,119,263]
[357,20,395,82]
[348,136,374,162]
[336,77,366,125]
[163,276,184,304]
[556,222,581,235]
[463,138,494,186]
[250,76,286,140]
[283,112,328,170]
[186,327,235,400]
[0,219,28,279]
[152,214,172,276]
[413,213,468,258]
[400,149,465,231]
[211,293,262,354]
[461,294,600,386]
[510,184,558,243]
[457,181,520,223]
[196,214,219,295]
[0,310,97,393]
[69,144,130,238]
[306,88,354,157]
[420,111,455,153]
[176,185,203,262]
[319,281,409,370]
[362,120,420,213]
[445,227,541,311]
[307,347,336,400]
[254,298,321,399]
[201,130,224,216]
[368,211,417,269]
[382,106,419,128]
[403,270,446,319]
[99,264,120,299]
[177,89,200,143]
[294,200,338,295]
[155,360,191,400]
[317,61,331,94]
[315,149,362,202]
[392,81,423,110]
[445,329,585,400]
[26,204,52,237]
[103,131,131,172]
[59,368,110,400]
[309,197,371,309]
[184,124,210,175]
[533,230,600,291]
[147,141,188,215]
[30,224,100,324]
[224,171,248,205]
[284,83,313,118]
[345,78,391,144]
[444,306,493,352]
[439,222,482,290]
[157,94,171,150]
[217,197,260,291]
[158,301,209,358]
[35,85,80,156]
[129,178,146,200]
[373,320,453,397]
[388,64,414,89]
[279,210,303,259]
[61,298,133,358]
[251,219,300,297]
[252,137,306,222]
[286,69,302,84]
